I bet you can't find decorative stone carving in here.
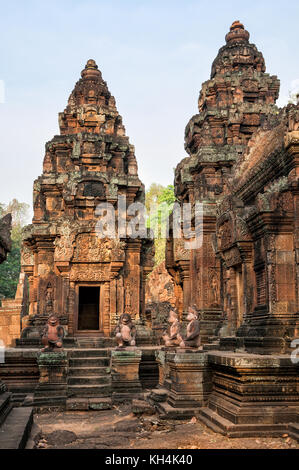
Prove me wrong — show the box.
[70,264,110,282]
[114,313,136,349]
[41,315,64,352]
[17,59,154,340]
[162,309,180,347]
[177,306,201,348]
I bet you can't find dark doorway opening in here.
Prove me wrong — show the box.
[78,286,100,330]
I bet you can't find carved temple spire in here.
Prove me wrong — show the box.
[182,21,280,159]
[225,20,250,45]
[59,59,125,136]
[211,20,266,78]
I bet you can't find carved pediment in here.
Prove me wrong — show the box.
[72,234,125,263]
[70,263,110,282]
[73,234,110,262]
[223,246,242,267]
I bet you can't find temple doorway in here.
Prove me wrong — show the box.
[78,286,100,331]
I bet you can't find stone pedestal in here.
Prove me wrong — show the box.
[198,351,299,437]
[166,350,212,408]
[34,351,68,408]
[150,349,212,419]
[111,349,142,402]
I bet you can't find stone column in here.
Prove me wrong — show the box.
[179,261,191,322]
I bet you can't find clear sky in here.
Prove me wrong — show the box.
[1,0,298,217]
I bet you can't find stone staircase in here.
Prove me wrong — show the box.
[0,382,33,449]
[67,348,112,401]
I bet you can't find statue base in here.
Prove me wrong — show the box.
[34,351,68,408]
[149,349,212,419]
[111,349,142,402]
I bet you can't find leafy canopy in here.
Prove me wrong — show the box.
[0,199,30,299]
[145,184,175,266]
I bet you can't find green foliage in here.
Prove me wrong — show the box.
[0,239,21,299]
[0,199,30,299]
[145,184,175,266]
[288,90,298,104]
[157,185,176,206]
[145,183,164,213]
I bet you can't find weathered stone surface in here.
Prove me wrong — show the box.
[67,347,111,399]
[16,59,154,342]
[111,349,142,401]
[150,350,212,418]
[197,351,299,437]
[167,20,299,352]
[0,406,33,449]
[156,21,299,435]
[34,351,68,407]
[145,261,176,341]
[0,348,39,398]
[131,399,155,415]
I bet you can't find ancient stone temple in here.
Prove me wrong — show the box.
[156,21,299,435]
[166,20,286,345]
[0,22,298,447]
[19,59,154,341]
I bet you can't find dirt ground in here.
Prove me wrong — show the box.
[29,405,299,450]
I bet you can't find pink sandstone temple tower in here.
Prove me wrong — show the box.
[18,59,154,342]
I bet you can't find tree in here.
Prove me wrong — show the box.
[0,199,30,299]
[0,239,21,299]
[288,90,299,104]
[145,183,164,213]
[145,184,175,266]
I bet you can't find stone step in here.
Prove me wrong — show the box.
[156,401,197,420]
[69,366,110,376]
[0,407,33,449]
[1,299,21,307]
[70,348,110,358]
[289,423,299,442]
[76,338,114,348]
[68,384,111,397]
[149,388,168,403]
[70,357,110,367]
[66,397,113,411]
[0,392,12,427]
[10,393,28,406]
[68,375,110,386]
[198,407,288,438]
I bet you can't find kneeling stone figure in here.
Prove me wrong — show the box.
[177,306,201,348]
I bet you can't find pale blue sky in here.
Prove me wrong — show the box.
[1,0,298,216]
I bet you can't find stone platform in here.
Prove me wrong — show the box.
[197,351,299,437]
[0,345,160,410]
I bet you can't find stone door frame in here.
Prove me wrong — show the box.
[73,282,105,336]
